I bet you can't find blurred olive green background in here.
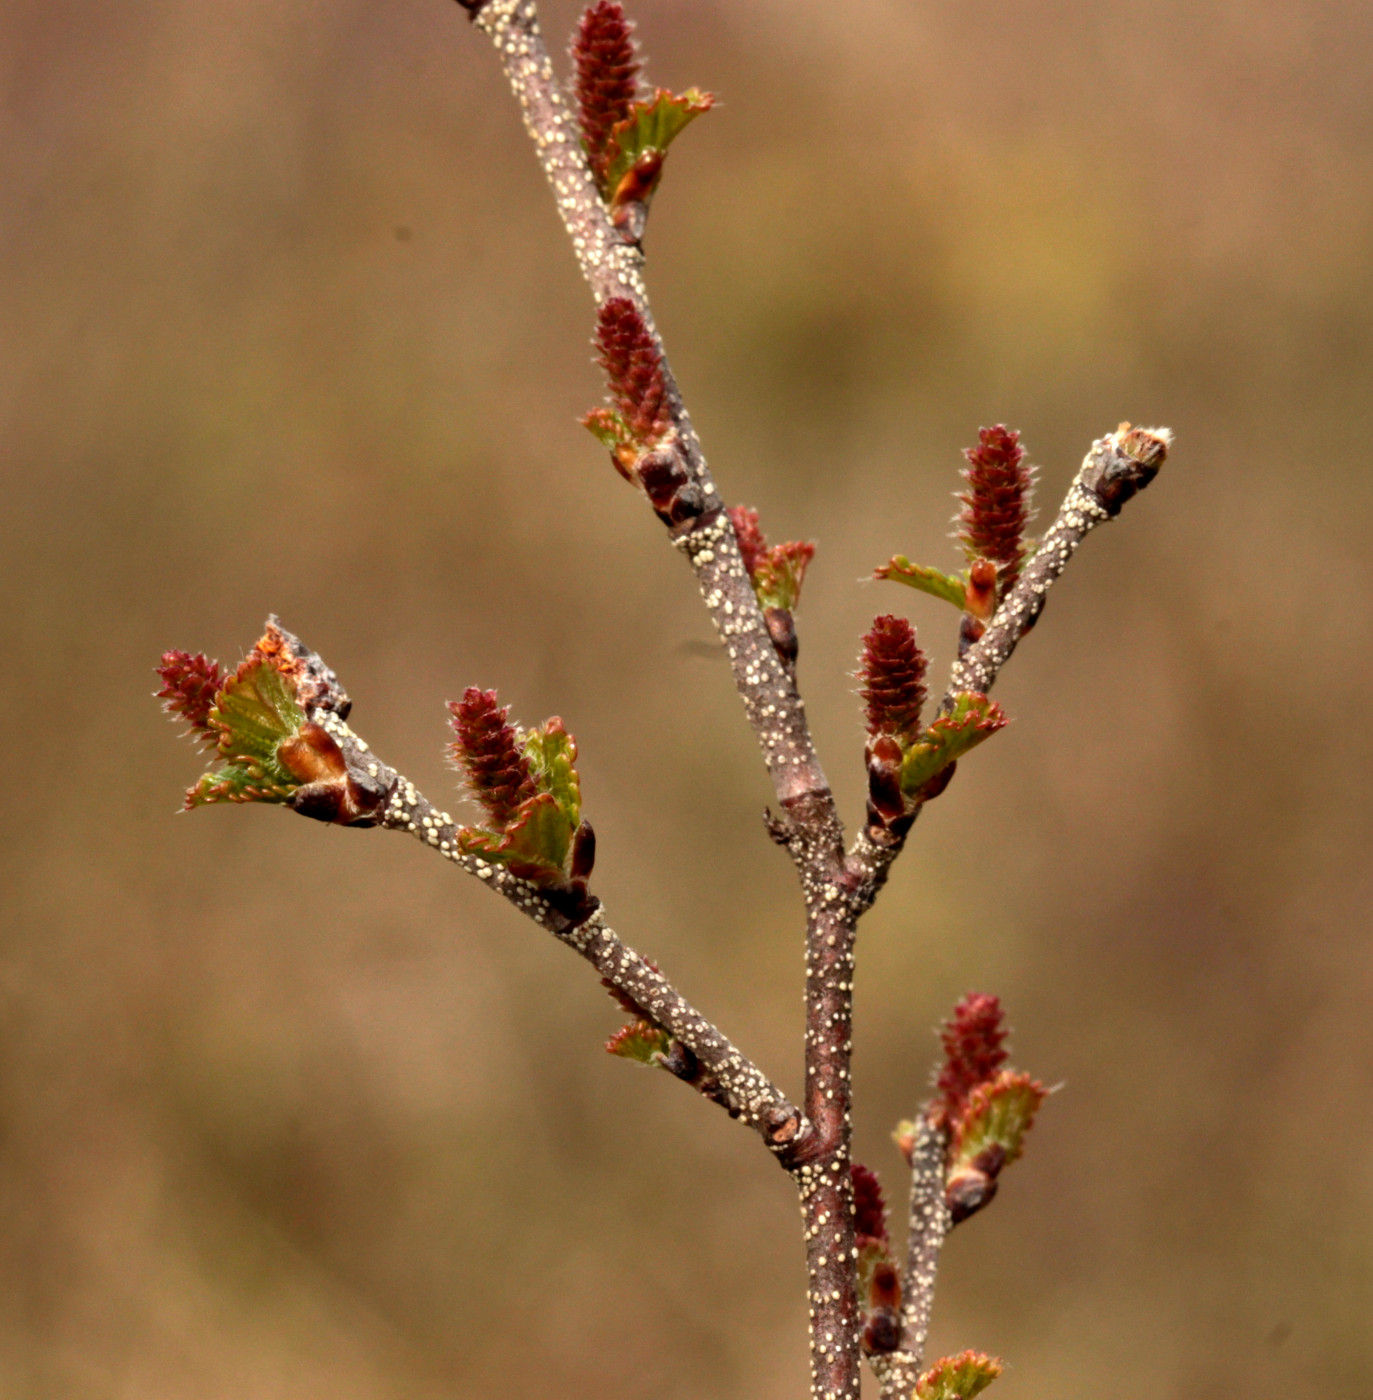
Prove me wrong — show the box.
[3,1,1371,1396]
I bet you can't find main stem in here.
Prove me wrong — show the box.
[463,4,862,1395]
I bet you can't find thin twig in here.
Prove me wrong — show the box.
[468,0,832,815]
[873,1117,950,1400]
[283,685,807,1153]
[845,422,1172,891]
[454,12,1169,1400]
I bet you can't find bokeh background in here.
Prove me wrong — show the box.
[3,1,1371,1396]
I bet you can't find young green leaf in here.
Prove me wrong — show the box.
[606,1019,672,1065]
[950,1070,1048,1177]
[602,88,714,206]
[916,1351,1003,1400]
[875,556,969,611]
[899,692,1007,796]
[184,660,307,809]
[523,719,582,831]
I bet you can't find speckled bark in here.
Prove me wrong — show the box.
[465,10,859,1392]
[875,1116,950,1400]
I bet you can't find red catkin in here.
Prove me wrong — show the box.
[728,505,768,578]
[858,615,928,745]
[957,425,1035,591]
[573,3,640,184]
[933,992,1008,1127]
[851,1163,889,1246]
[156,651,224,745]
[447,687,537,828]
[594,298,670,443]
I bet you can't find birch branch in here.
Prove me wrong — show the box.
[458,8,864,1394]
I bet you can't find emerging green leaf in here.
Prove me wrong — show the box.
[875,556,968,611]
[185,660,307,809]
[606,1019,672,1065]
[602,88,714,205]
[916,1351,1003,1400]
[581,406,637,480]
[459,792,573,884]
[950,1070,1048,1176]
[523,719,582,831]
[752,539,814,612]
[899,692,1007,796]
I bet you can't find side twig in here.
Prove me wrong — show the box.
[293,639,806,1152]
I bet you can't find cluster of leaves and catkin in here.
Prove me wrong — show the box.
[157,621,383,826]
[857,615,1004,819]
[875,424,1036,622]
[912,993,1048,1225]
[449,689,595,891]
[582,299,705,525]
[156,618,375,823]
[572,1,713,228]
[584,296,670,468]
[727,506,815,612]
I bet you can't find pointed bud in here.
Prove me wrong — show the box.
[859,615,928,746]
[156,651,224,747]
[916,1351,1003,1400]
[573,3,641,188]
[447,688,537,828]
[593,298,670,445]
[957,425,1035,593]
[933,992,1008,1129]
[964,558,998,621]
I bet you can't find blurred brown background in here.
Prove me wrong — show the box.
[2,0,1371,1396]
